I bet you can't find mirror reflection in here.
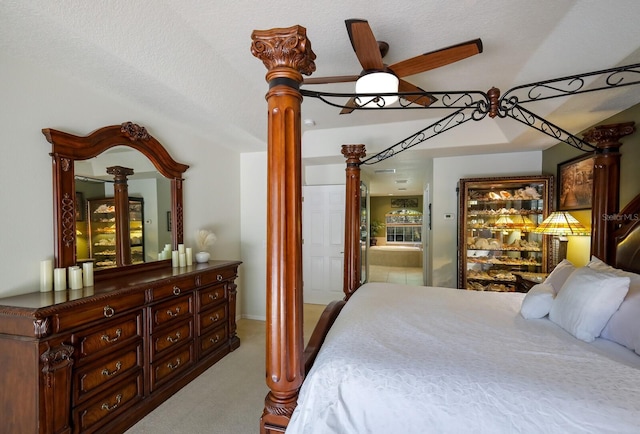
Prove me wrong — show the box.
[74,146,172,269]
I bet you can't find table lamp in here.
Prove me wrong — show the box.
[533,211,590,266]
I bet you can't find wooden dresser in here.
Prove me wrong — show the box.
[0,260,241,434]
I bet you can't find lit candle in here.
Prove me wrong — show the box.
[171,250,179,268]
[69,266,83,290]
[185,247,193,266]
[178,244,185,254]
[179,252,186,268]
[82,262,94,287]
[40,259,53,292]
[54,268,67,292]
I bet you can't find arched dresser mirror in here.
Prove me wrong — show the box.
[43,122,189,276]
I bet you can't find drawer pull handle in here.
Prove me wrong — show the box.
[101,328,122,343]
[101,361,123,377]
[208,292,219,300]
[166,331,182,343]
[101,394,122,412]
[166,307,182,317]
[103,305,115,318]
[210,313,220,322]
[167,358,181,370]
[216,274,223,282]
[210,335,220,344]
[172,286,181,296]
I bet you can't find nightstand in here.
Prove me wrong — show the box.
[514,272,548,293]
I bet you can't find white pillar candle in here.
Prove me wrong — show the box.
[54,268,67,292]
[179,252,186,268]
[185,247,193,266]
[178,243,185,254]
[164,243,172,252]
[171,250,180,268]
[82,262,94,287]
[40,259,53,292]
[69,267,83,290]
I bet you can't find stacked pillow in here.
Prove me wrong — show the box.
[588,256,640,354]
[521,258,635,344]
[519,259,575,320]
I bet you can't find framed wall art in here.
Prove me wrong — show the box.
[557,154,595,210]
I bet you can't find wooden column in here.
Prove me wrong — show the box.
[251,26,316,434]
[342,144,366,300]
[583,122,635,262]
[106,165,134,266]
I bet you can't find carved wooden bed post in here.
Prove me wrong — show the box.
[583,122,635,262]
[251,26,316,433]
[342,144,366,300]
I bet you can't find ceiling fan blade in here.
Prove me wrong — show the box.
[340,97,359,115]
[302,75,360,85]
[345,19,385,71]
[398,79,437,106]
[389,38,483,78]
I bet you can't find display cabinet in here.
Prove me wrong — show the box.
[458,175,553,292]
[88,197,144,268]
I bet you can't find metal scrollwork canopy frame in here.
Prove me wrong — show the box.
[300,62,640,165]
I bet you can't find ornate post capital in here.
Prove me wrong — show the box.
[341,144,367,166]
[583,122,635,152]
[251,25,316,82]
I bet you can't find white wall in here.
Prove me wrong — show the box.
[0,53,242,298]
[240,152,267,319]
[431,151,543,288]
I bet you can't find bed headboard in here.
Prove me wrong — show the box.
[612,192,640,273]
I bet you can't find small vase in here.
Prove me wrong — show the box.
[195,251,210,263]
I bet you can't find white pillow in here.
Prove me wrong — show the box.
[549,267,630,342]
[543,259,576,294]
[520,283,555,319]
[588,256,640,354]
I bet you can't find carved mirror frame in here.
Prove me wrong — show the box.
[43,122,189,275]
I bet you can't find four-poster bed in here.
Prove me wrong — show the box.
[251,25,640,433]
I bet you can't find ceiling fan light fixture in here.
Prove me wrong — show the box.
[355,71,399,107]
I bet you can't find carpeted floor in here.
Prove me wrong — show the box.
[125,304,326,434]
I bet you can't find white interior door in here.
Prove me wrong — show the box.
[302,185,345,305]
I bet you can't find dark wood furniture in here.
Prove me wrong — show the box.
[43,122,189,271]
[514,272,548,293]
[252,24,639,434]
[458,175,553,292]
[0,260,240,434]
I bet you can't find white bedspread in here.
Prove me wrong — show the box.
[287,283,640,434]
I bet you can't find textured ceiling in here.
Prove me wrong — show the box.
[3,0,640,195]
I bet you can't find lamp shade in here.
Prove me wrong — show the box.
[532,211,590,236]
[355,71,399,107]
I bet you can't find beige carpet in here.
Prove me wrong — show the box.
[125,304,326,434]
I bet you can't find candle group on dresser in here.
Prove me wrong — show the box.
[40,259,94,292]
[171,244,193,268]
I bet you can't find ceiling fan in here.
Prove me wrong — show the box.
[303,19,483,114]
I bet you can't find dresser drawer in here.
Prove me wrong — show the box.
[150,343,194,392]
[73,372,143,434]
[198,284,227,312]
[150,295,193,331]
[199,324,228,356]
[54,291,146,333]
[72,312,143,361]
[150,275,197,301]
[74,343,143,404]
[151,319,194,362]
[199,266,236,286]
[198,304,226,334]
